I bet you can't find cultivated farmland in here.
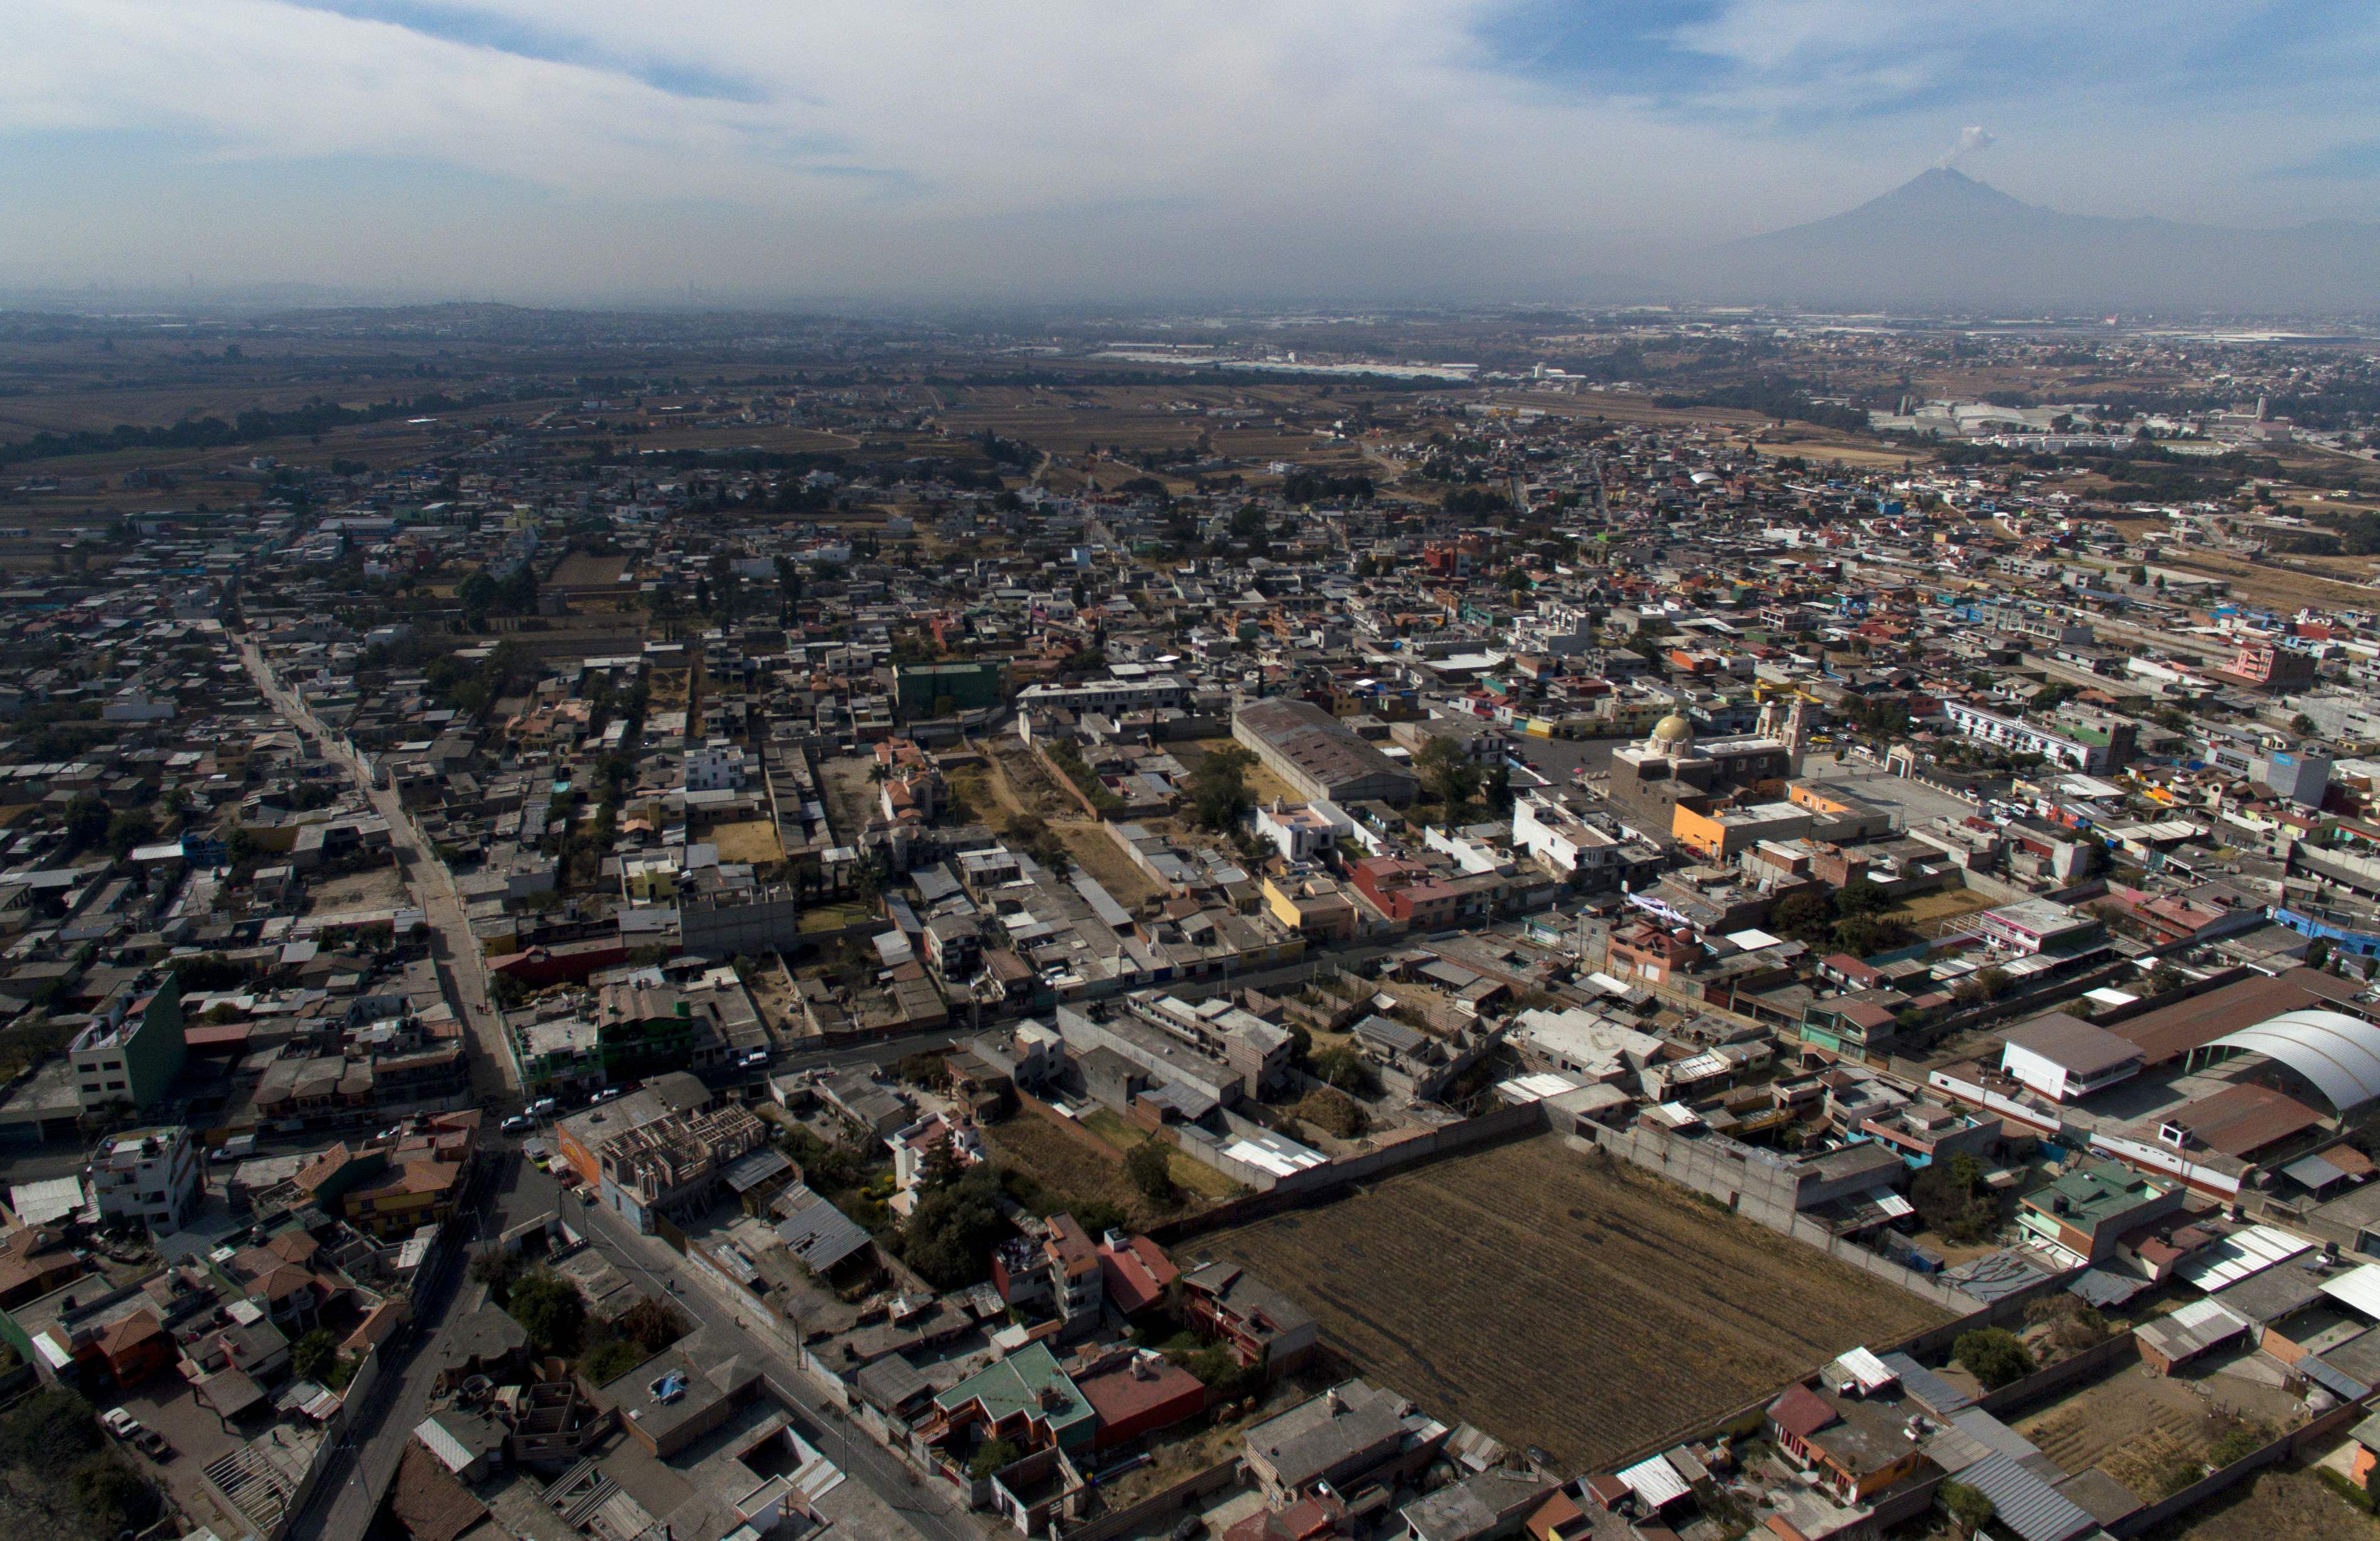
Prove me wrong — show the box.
[1189,1137,1952,1471]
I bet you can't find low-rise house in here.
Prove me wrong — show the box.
[1243,1379,1448,1505]
[1998,1013,2143,1103]
[1179,1260,1319,1375]
[927,1341,1096,1463]
[2016,1161,2183,1265]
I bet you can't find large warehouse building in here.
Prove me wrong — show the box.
[1232,699,1420,808]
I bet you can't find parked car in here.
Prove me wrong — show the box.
[526,1097,558,1118]
[591,1088,624,1104]
[500,1115,532,1136]
[100,1408,144,1441]
[132,1427,172,1460]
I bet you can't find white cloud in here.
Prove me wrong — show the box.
[1,0,2377,296]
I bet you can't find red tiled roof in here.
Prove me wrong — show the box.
[99,1309,163,1360]
[1098,1236,1178,1314]
[1768,1383,1837,1440]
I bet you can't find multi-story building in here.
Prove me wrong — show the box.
[1178,1259,1318,1374]
[1940,700,2134,772]
[894,661,1005,716]
[2016,1161,2182,1265]
[596,1104,769,1233]
[593,983,731,1083]
[89,1125,202,1233]
[2219,637,2317,692]
[683,740,747,791]
[992,1213,1104,1329]
[1015,671,1187,715]
[69,984,185,1115]
[1252,799,1352,863]
[1348,856,1463,929]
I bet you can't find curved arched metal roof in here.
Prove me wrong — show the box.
[2207,1008,2380,1113]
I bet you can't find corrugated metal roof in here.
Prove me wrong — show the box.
[2178,1224,2314,1290]
[1954,1451,2097,1541]
[2300,1351,2371,1402]
[1879,1351,1972,1416]
[1829,1346,1896,1395]
[2207,1009,2380,1113]
[2320,1261,2380,1320]
[1617,1453,1690,1511]
[413,1415,475,1474]
[2134,1299,2249,1365]
[1863,1186,1917,1221]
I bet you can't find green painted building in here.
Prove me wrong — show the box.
[895,662,1005,716]
[69,985,186,1113]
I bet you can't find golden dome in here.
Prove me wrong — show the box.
[1648,713,1696,749]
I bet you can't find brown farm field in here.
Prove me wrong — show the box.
[1189,1138,1952,1471]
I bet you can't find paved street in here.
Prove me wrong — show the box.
[563,1181,988,1541]
[285,1145,538,1541]
[238,639,519,1098]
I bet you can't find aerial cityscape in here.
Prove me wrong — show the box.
[11,9,2380,1541]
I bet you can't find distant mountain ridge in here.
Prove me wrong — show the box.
[1685,168,2380,313]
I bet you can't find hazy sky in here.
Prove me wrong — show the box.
[6,0,2379,303]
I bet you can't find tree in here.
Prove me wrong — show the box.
[457,570,499,629]
[618,1295,690,1355]
[104,808,156,858]
[500,561,538,614]
[507,1270,587,1357]
[69,1456,156,1534]
[1831,913,1908,958]
[579,1337,645,1385]
[1953,1327,2035,1389]
[1770,889,1833,945]
[902,1165,1010,1290]
[63,792,110,850]
[1912,1153,1995,1241]
[290,1327,337,1383]
[1124,1140,1176,1205]
[1834,877,1893,919]
[1310,1044,1378,1096]
[969,1436,1022,1479]
[1940,1479,1994,1537]
[1414,736,1482,813]
[1191,743,1256,831]
[0,1388,101,1469]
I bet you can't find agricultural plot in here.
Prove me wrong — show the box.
[1190,1138,1950,1471]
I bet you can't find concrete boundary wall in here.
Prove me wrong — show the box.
[1150,1101,1549,1243]
[1054,1458,1243,1541]
[1564,1125,1983,1316]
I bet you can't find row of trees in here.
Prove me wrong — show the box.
[1767,877,1913,960]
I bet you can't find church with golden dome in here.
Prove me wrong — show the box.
[1604,707,1797,848]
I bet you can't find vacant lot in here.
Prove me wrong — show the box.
[1891,885,1999,938]
[971,742,1167,909]
[1190,1138,1950,1471]
[985,1108,1230,1228]
[2015,1351,2303,1503]
[2147,1462,2380,1541]
[1078,1108,1243,1201]
[706,818,785,865]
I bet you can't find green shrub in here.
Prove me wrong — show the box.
[1952,1327,2034,1390]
